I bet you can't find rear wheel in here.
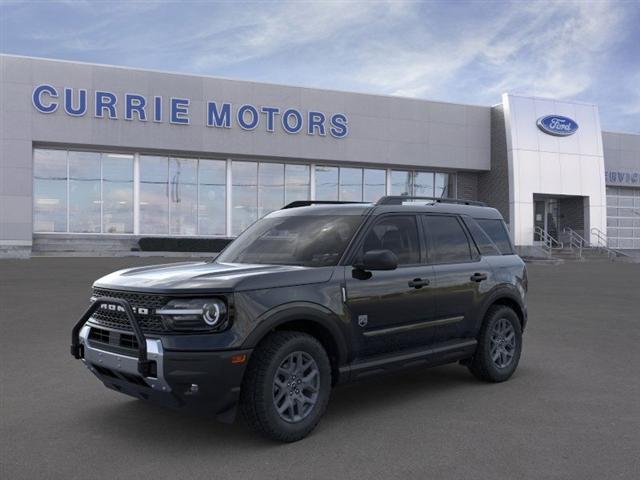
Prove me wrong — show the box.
[240,331,331,442]
[468,305,522,382]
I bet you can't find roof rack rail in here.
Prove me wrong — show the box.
[375,196,487,207]
[281,200,369,209]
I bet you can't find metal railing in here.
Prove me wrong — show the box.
[590,227,628,259]
[563,227,587,259]
[535,226,563,257]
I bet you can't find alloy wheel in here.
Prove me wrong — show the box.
[272,351,320,423]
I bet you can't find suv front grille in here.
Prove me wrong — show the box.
[90,288,169,332]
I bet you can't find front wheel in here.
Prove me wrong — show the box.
[468,305,522,382]
[240,331,331,442]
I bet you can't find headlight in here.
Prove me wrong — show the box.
[157,298,228,332]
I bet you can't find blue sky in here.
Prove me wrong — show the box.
[1,0,639,131]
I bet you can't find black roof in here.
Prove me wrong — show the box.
[271,198,504,220]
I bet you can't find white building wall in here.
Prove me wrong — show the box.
[502,93,607,246]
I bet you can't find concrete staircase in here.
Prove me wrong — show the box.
[549,246,621,262]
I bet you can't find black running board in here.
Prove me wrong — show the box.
[338,338,477,383]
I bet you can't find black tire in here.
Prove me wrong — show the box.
[468,305,522,382]
[240,331,332,442]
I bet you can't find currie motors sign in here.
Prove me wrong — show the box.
[31,84,349,139]
[536,115,579,137]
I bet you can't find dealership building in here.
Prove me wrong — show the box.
[1,54,639,258]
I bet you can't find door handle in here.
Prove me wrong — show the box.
[470,272,488,282]
[408,278,430,289]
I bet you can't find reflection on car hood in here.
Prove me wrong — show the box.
[93,261,335,293]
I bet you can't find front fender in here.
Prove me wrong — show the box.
[241,302,350,366]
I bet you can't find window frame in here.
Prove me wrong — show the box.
[344,213,425,267]
[475,218,515,255]
[421,213,480,265]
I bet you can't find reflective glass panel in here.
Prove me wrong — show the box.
[284,164,310,204]
[169,157,197,235]
[414,172,434,198]
[363,169,386,202]
[339,167,363,201]
[198,159,226,236]
[33,149,67,232]
[258,163,285,217]
[102,154,133,233]
[390,170,411,196]
[140,155,169,234]
[424,215,472,263]
[68,151,101,233]
[315,166,339,200]
[435,173,449,198]
[232,161,258,235]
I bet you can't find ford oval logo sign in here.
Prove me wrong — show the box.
[536,115,579,137]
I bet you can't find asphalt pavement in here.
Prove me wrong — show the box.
[1,257,639,480]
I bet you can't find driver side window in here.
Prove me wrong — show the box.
[359,216,420,265]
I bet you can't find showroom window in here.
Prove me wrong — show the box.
[101,154,134,234]
[258,162,285,217]
[232,161,258,235]
[284,164,310,204]
[315,166,339,200]
[315,166,387,202]
[390,170,451,198]
[390,170,412,196]
[169,157,198,236]
[68,151,101,233]
[198,159,226,235]
[339,168,363,201]
[363,169,386,202]
[139,155,169,234]
[33,149,68,233]
[34,149,134,234]
[33,148,458,237]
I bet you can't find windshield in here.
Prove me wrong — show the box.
[216,214,363,266]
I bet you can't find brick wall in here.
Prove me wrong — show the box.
[477,105,510,220]
[457,172,479,201]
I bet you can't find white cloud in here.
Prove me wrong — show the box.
[348,0,626,103]
[187,1,410,71]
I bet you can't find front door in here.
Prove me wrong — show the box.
[343,214,436,359]
[533,198,559,242]
[534,200,546,241]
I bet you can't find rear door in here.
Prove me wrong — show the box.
[422,214,492,340]
[344,214,436,358]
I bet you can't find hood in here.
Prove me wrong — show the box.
[93,261,335,294]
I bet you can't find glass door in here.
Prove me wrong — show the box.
[534,200,546,242]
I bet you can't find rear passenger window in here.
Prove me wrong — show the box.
[360,216,420,265]
[464,218,501,256]
[476,219,514,255]
[424,216,473,264]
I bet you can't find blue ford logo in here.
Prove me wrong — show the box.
[536,115,579,137]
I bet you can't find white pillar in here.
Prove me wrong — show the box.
[225,158,232,236]
[133,153,140,235]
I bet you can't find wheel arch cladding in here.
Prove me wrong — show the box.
[487,296,525,330]
[243,306,348,385]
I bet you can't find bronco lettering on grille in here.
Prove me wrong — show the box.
[98,303,150,315]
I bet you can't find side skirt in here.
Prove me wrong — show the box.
[337,338,477,383]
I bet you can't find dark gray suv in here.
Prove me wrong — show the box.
[71,196,527,442]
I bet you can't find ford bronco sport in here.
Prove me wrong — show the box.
[71,196,527,442]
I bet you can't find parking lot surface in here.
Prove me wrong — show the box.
[1,257,639,480]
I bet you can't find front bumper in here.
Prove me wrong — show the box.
[77,325,251,422]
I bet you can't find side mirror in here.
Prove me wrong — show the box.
[354,249,398,271]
